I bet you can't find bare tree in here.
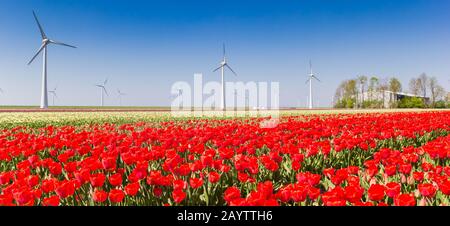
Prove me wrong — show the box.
[418,73,428,97]
[435,86,445,102]
[409,78,421,95]
[378,78,389,108]
[428,76,442,105]
[357,75,367,108]
[368,76,379,101]
[429,79,446,107]
[334,81,346,106]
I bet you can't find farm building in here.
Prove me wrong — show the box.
[356,90,430,108]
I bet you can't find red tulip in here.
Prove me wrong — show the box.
[172,189,186,204]
[125,182,140,196]
[189,177,203,189]
[208,171,220,184]
[224,187,241,203]
[418,183,436,197]
[367,184,385,202]
[42,195,60,206]
[385,182,401,198]
[92,189,108,203]
[109,189,125,203]
[108,173,123,187]
[90,173,106,188]
[394,194,416,206]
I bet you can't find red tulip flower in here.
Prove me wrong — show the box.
[394,194,416,206]
[367,184,385,202]
[109,189,125,203]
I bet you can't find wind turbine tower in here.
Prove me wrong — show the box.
[28,11,76,109]
[117,89,126,106]
[306,60,320,109]
[48,86,57,106]
[95,79,108,107]
[213,44,237,110]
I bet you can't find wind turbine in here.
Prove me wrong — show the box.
[95,79,108,107]
[117,89,126,106]
[213,44,237,110]
[28,11,76,109]
[48,86,58,106]
[306,60,320,109]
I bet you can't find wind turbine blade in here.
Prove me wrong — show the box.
[313,75,321,82]
[305,78,310,84]
[104,78,108,85]
[32,11,47,39]
[213,65,223,72]
[223,43,226,59]
[225,64,237,76]
[28,43,46,65]
[49,40,77,48]
[103,87,109,96]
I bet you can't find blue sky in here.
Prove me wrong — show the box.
[0,0,449,107]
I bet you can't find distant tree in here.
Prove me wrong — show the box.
[409,78,421,95]
[388,77,402,107]
[389,77,402,93]
[378,78,389,108]
[334,81,346,107]
[368,76,379,101]
[357,75,367,108]
[434,100,448,108]
[345,79,357,108]
[428,76,446,107]
[398,97,426,108]
[362,100,383,108]
[334,79,358,109]
[418,73,428,98]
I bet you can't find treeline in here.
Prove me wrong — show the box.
[334,73,448,109]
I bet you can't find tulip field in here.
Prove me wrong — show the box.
[0,110,449,206]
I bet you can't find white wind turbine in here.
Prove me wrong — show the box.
[213,44,237,110]
[95,79,108,107]
[306,60,320,109]
[28,11,76,109]
[117,89,126,106]
[48,86,58,106]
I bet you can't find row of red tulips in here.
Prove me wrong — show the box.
[0,111,449,206]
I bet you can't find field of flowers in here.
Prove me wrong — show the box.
[0,110,449,206]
